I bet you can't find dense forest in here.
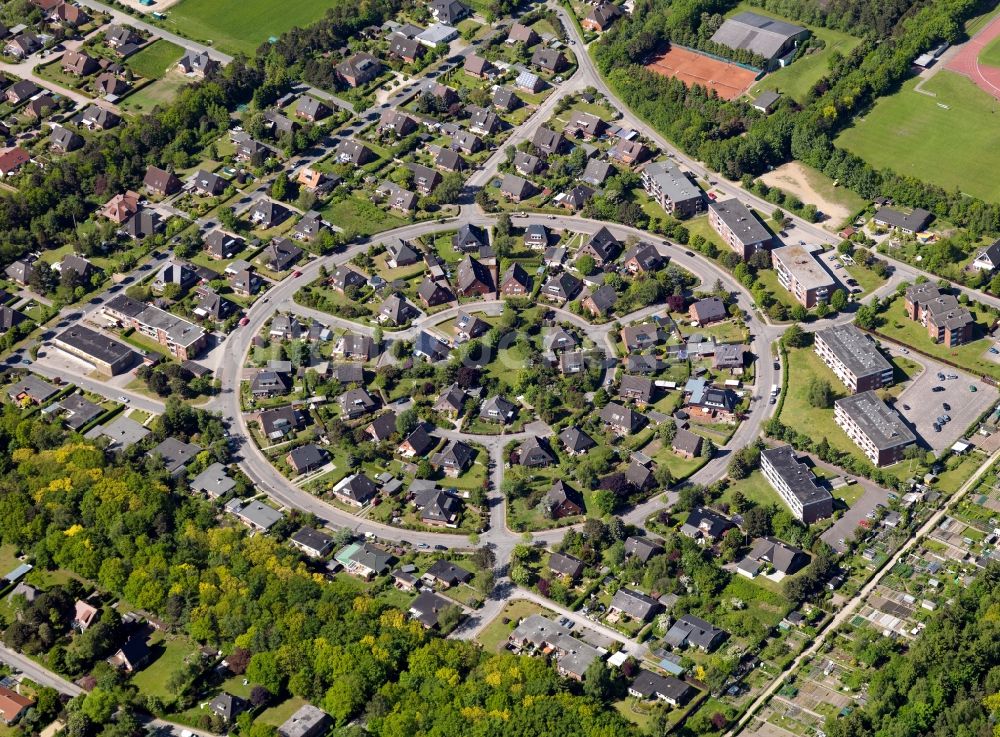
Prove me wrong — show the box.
[0,400,637,737]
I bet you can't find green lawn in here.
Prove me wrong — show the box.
[876,297,1000,380]
[721,470,784,509]
[127,39,185,79]
[980,32,1000,67]
[779,345,864,460]
[321,193,411,236]
[844,262,886,296]
[131,634,196,703]
[120,70,190,114]
[742,3,862,103]
[836,71,1000,203]
[161,0,340,55]
[257,696,308,727]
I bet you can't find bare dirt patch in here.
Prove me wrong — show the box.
[758,162,858,229]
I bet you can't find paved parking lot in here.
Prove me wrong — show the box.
[884,344,998,452]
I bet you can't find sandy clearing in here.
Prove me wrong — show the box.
[758,161,852,230]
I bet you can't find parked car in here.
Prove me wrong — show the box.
[971,385,978,392]
[932,386,945,392]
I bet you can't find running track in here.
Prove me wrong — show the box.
[946,12,1000,100]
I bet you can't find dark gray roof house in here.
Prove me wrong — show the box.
[548,551,584,579]
[610,588,662,622]
[624,536,664,563]
[664,613,728,651]
[151,437,200,476]
[517,435,556,467]
[559,425,596,454]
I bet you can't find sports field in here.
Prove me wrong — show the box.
[645,46,757,100]
[164,0,338,55]
[835,70,1000,203]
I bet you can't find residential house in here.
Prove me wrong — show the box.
[177,50,219,77]
[434,383,467,416]
[689,296,727,325]
[600,402,644,434]
[456,255,494,296]
[143,166,181,196]
[500,263,532,296]
[664,613,728,651]
[62,50,99,76]
[50,125,82,154]
[517,435,556,468]
[609,588,662,622]
[582,284,617,317]
[101,190,140,224]
[331,473,379,506]
[296,96,330,122]
[464,54,495,79]
[531,48,566,73]
[191,169,227,196]
[623,243,664,274]
[431,439,476,476]
[339,387,379,419]
[545,480,584,518]
[542,272,582,302]
[259,238,303,272]
[479,394,516,423]
[671,427,703,458]
[582,2,622,31]
[507,23,539,45]
[548,551,585,579]
[286,444,328,475]
[337,52,382,87]
[624,536,664,563]
[580,226,620,266]
[559,425,595,455]
[408,163,442,194]
[248,199,290,229]
[532,126,565,156]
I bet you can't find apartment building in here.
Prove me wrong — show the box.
[903,282,974,347]
[771,244,834,307]
[640,160,704,218]
[760,444,833,524]
[834,391,915,467]
[708,199,773,261]
[814,324,893,394]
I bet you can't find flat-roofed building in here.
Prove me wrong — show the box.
[814,324,893,394]
[834,391,915,467]
[760,444,833,523]
[53,325,138,375]
[708,199,772,261]
[771,244,834,307]
[640,160,703,218]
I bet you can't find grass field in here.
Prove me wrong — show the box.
[127,39,185,79]
[836,71,1000,203]
[980,33,1000,67]
[779,345,864,461]
[120,70,190,114]
[163,0,337,55]
[741,3,862,103]
[131,634,195,702]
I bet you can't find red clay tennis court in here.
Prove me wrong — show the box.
[646,46,758,100]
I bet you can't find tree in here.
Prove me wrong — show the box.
[576,254,596,275]
[743,506,772,538]
[830,289,847,312]
[783,324,807,348]
[806,377,833,408]
[471,546,495,570]
[509,564,531,585]
[271,172,289,201]
[395,408,418,436]
[583,658,616,701]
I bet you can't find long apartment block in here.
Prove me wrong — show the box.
[814,324,893,394]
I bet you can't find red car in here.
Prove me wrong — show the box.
[292,270,302,278]
[707,192,717,200]
[239,317,250,326]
